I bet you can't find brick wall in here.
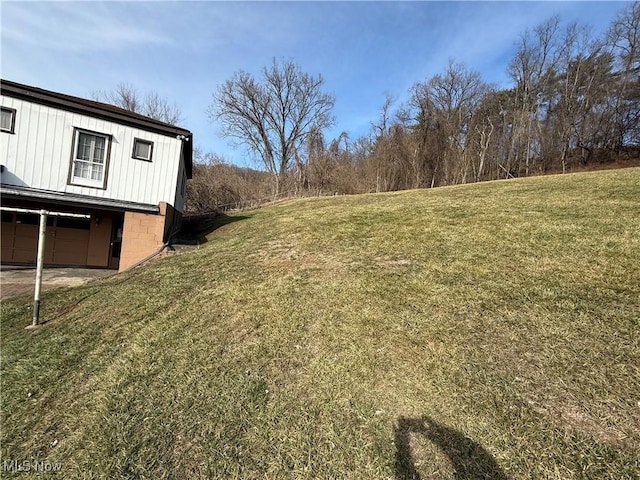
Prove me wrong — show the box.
[118,202,171,271]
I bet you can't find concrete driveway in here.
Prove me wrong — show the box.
[1,266,116,300]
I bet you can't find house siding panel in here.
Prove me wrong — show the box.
[1,97,182,211]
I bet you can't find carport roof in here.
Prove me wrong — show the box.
[1,185,160,213]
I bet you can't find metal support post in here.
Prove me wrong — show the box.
[0,206,91,328]
[32,210,47,327]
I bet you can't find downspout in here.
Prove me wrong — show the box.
[122,242,171,272]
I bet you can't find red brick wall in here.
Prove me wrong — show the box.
[118,203,171,271]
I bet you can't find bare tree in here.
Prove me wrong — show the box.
[548,25,617,171]
[210,58,335,196]
[409,60,489,186]
[142,91,184,126]
[468,89,505,182]
[307,127,332,193]
[189,3,637,207]
[508,16,565,175]
[369,93,399,192]
[93,82,184,125]
[607,1,640,150]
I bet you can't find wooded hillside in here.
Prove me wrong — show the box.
[189,3,640,213]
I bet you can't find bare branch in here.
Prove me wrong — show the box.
[210,58,335,195]
[92,83,184,125]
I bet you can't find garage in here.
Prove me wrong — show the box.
[1,208,122,269]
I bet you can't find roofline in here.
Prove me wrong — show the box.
[0,79,192,178]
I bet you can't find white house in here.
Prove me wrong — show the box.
[0,79,193,271]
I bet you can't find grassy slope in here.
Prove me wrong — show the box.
[1,168,639,479]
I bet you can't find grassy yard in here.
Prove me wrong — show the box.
[1,168,639,479]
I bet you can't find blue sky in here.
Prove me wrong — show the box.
[1,1,630,167]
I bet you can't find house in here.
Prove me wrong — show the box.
[0,79,193,271]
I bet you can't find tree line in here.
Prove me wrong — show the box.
[96,3,640,213]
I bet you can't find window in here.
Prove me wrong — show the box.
[1,107,16,133]
[132,138,153,161]
[69,129,111,188]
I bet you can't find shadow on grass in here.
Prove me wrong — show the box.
[175,213,249,245]
[394,416,508,480]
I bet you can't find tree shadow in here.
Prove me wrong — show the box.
[394,416,508,480]
[175,213,249,245]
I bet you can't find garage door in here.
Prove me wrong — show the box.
[1,212,90,266]
[49,218,91,265]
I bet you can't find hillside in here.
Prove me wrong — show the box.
[2,168,639,479]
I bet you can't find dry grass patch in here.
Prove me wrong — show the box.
[2,168,639,479]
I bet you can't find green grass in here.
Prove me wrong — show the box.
[2,168,639,479]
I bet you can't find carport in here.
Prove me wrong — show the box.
[1,198,124,269]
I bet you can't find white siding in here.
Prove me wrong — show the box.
[0,96,183,210]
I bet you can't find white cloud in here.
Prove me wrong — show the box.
[1,2,172,53]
